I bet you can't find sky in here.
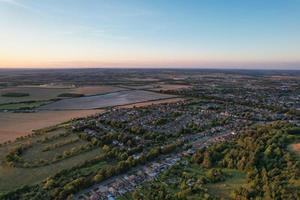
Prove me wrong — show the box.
[0,0,299,69]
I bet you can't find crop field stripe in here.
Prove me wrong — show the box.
[39,90,176,110]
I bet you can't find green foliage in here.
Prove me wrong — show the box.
[286,127,300,135]
[57,93,84,98]
[192,122,300,199]
[1,92,29,97]
[127,162,219,200]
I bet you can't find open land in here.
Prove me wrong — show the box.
[0,127,105,192]
[0,85,125,104]
[0,87,70,104]
[39,90,176,110]
[0,110,103,142]
[70,86,125,96]
[149,83,191,91]
[116,97,185,109]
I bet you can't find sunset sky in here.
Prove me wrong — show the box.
[0,0,299,69]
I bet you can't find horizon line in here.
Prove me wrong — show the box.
[0,66,300,71]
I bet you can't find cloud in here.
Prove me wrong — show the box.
[0,0,40,13]
[0,0,27,9]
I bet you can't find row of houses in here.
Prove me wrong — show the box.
[77,156,181,200]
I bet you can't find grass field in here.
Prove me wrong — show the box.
[0,101,50,110]
[206,169,246,199]
[0,127,106,193]
[21,133,84,162]
[0,87,70,104]
[0,109,104,142]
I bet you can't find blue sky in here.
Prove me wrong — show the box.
[0,0,299,68]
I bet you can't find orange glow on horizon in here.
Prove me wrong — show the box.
[0,59,299,69]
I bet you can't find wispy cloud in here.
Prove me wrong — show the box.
[0,0,27,9]
[0,0,40,13]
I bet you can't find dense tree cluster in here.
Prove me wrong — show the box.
[192,121,300,199]
[5,142,32,167]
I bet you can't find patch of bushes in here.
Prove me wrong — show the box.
[1,92,30,97]
[57,93,85,98]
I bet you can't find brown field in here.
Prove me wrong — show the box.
[0,109,104,142]
[116,97,185,109]
[289,143,300,157]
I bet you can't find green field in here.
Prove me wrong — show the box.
[1,92,29,97]
[0,85,124,104]
[206,169,246,199]
[0,101,50,110]
[0,87,70,104]
[0,127,106,193]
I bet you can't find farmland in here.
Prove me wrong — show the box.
[0,101,50,111]
[0,87,70,104]
[39,90,176,110]
[0,85,125,104]
[0,110,103,142]
[0,127,105,193]
[116,97,185,109]
[70,86,125,96]
[149,84,191,91]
